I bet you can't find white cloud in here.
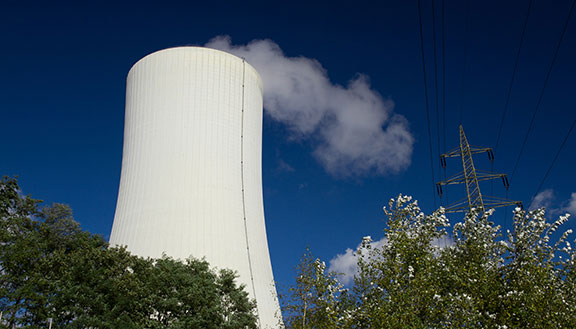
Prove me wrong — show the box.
[328,236,387,285]
[276,159,295,173]
[529,190,576,217]
[529,189,555,211]
[205,36,414,177]
[328,247,357,285]
[563,192,576,215]
[328,235,452,285]
[432,236,453,249]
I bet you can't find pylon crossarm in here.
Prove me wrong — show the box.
[441,147,462,158]
[483,201,523,209]
[467,146,492,155]
[444,205,473,213]
[483,195,516,202]
[475,173,505,183]
[483,195,522,203]
[476,169,504,174]
[437,172,466,185]
[445,197,468,206]
[481,195,523,209]
[443,198,469,213]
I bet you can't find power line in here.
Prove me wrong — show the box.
[441,0,448,205]
[458,0,471,125]
[418,0,438,208]
[491,0,533,196]
[441,0,447,155]
[494,0,534,154]
[534,119,576,195]
[431,0,442,181]
[509,0,576,183]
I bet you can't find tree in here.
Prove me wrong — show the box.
[0,177,257,328]
[280,248,355,329]
[281,194,576,328]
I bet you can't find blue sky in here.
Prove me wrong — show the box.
[2,0,575,289]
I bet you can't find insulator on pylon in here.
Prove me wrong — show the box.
[440,155,447,168]
[502,175,510,189]
[488,149,494,161]
[436,184,443,196]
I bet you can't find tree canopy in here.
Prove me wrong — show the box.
[0,177,257,328]
[281,195,576,328]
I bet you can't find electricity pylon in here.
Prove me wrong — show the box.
[436,125,522,213]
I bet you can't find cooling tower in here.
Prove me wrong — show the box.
[110,47,281,328]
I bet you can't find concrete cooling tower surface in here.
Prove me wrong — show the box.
[109,47,281,328]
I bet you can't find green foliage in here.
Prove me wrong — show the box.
[280,248,354,329]
[0,177,257,328]
[282,195,576,328]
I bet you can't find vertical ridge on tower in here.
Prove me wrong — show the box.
[240,58,260,326]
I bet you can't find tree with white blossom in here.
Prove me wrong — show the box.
[281,194,576,328]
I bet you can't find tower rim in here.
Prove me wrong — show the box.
[127,46,263,88]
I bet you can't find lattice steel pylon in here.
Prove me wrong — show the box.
[436,125,522,213]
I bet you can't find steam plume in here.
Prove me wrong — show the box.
[206,36,414,176]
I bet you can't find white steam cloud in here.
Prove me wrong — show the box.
[205,36,414,177]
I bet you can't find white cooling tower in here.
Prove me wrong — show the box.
[110,47,281,328]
